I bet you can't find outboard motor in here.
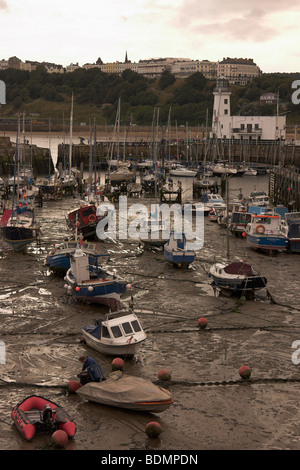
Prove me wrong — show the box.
[42,404,52,423]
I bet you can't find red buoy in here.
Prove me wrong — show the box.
[68,380,82,393]
[75,286,80,292]
[145,421,162,438]
[198,317,208,329]
[242,232,247,238]
[239,365,251,379]
[112,357,124,371]
[51,429,69,448]
[158,369,171,381]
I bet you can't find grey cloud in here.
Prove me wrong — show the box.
[171,0,300,43]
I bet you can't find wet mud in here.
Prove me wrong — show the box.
[1,185,300,451]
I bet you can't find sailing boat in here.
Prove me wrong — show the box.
[0,121,41,251]
[208,173,267,297]
[109,98,134,183]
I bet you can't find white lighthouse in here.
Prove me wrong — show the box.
[212,76,231,138]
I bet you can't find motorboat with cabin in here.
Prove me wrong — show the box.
[66,202,107,240]
[245,213,288,252]
[82,310,147,357]
[209,261,267,294]
[65,248,128,309]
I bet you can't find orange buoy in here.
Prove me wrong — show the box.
[112,357,124,371]
[198,317,208,329]
[51,430,69,448]
[158,369,171,381]
[145,421,162,438]
[239,365,251,379]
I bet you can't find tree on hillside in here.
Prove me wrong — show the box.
[158,70,176,90]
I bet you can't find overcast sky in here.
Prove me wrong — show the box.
[1,0,300,73]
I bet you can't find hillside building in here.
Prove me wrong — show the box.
[217,58,261,85]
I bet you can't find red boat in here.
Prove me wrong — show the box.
[11,395,76,441]
[66,203,106,240]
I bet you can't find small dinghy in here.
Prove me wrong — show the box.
[11,395,76,441]
[76,371,174,413]
[82,310,147,357]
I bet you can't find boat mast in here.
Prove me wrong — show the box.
[88,119,93,197]
[226,172,230,258]
[12,118,20,213]
[117,97,120,164]
[69,92,73,174]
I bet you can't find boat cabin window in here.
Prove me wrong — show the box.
[102,326,110,338]
[131,320,142,332]
[81,207,95,218]
[111,325,123,338]
[122,322,133,334]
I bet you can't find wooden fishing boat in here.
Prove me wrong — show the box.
[65,248,128,309]
[245,213,288,252]
[66,202,107,240]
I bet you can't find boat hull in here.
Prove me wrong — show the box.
[66,270,127,309]
[1,226,38,251]
[289,239,300,253]
[246,234,287,251]
[169,170,197,177]
[164,247,195,265]
[82,330,143,356]
[210,275,267,291]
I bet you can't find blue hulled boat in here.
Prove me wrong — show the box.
[65,248,128,309]
[0,203,41,252]
[45,239,110,274]
[164,232,195,267]
[245,214,287,252]
[281,212,300,253]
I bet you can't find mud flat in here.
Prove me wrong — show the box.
[0,194,300,451]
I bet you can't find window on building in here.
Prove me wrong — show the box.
[224,99,228,104]
[224,109,228,114]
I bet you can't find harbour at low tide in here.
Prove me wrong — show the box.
[1,153,300,450]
